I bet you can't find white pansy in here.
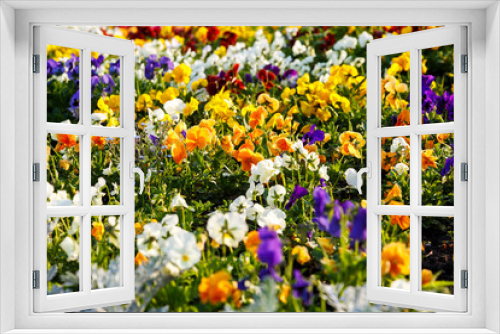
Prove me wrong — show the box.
[358,31,374,48]
[391,137,409,153]
[73,192,80,206]
[91,113,108,124]
[285,26,299,39]
[292,40,307,56]
[229,195,254,214]
[149,108,165,122]
[291,140,308,157]
[47,182,54,199]
[394,163,410,175]
[334,35,358,51]
[250,159,280,184]
[246,203,265,221]
[143,223,163,240]
[68,217,80,236]
[162,231,201,271]
[319,165,330,181]
[164,98,186,123]
[207,212,248,248]
[257,207,287,233]
[136,223,162,257]
[267,185,286,207]
[103,162,113,175]
[390,279,411,290]
[170,193,192,211]
[306,151,321,171]
[246,181,265,200]
[59,237,79,261]
[97,177,107,188]
[49,190,73,206]
[161,214,183,237]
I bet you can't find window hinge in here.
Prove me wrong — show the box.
[33,270,40,289]
[461,162,468,181]
[33,163,40,182]
[33,54,40,73]
[461,54,468,73]
[461,270,468,289]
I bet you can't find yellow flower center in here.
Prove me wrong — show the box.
[182,254,190,262]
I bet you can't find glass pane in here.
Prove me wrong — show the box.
[421,133,454,206]
[421,45,454,124]
[421,216,454,294]
[381,52,410,127]
[91,215,121,289]
[381,136,410,205]
[91,136,121,205]
[381,215,410,290]
[47,133,80,207]
[91,52,121,127]
[47,216,80,295]
[47,45,81,124]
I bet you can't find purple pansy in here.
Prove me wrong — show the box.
[149,134,159,146]
[257,227,283,268]
[244,73,254,83]
[47,59,64,76]
[441,144,454,176]
[109,59,120,75]
[349,207,367,246]
[302,125,325,146]
[159,56,174,72]
[263,63,280,77]
[101,74,116,94]
[292,270,312,306]
[312,187,331,232]
[145,55,160,80]
[285,185,309,210]
[65,54,80,81]
[68,90,80,120]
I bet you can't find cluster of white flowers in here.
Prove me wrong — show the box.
[136,194,200,274]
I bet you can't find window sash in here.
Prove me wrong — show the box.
[33,26,136,312]
[366,26,468,312]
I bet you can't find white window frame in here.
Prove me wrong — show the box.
[1,1,499,333]
[366,26,468,312]
[32,25,136,312]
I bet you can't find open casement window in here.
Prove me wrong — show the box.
[33,26,136,312]
[366,26,467,312]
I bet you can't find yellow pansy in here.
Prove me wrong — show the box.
[172,63,192,84]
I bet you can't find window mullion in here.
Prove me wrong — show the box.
[409,46,421,295]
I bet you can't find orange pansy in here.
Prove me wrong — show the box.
[422,149,438,169]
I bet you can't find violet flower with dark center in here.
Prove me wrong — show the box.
[149,134,159,146]
[159,56,174,72]
[47,59,64,76]
[302,125,325,146]
[102,74,116,94]
[292,270,312,306]
[66,54,80,81]
[109,59,121,75]
[68,90,80,120]
[91,55,104,76]
[349,207,367,247]
[285,185,309,210]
